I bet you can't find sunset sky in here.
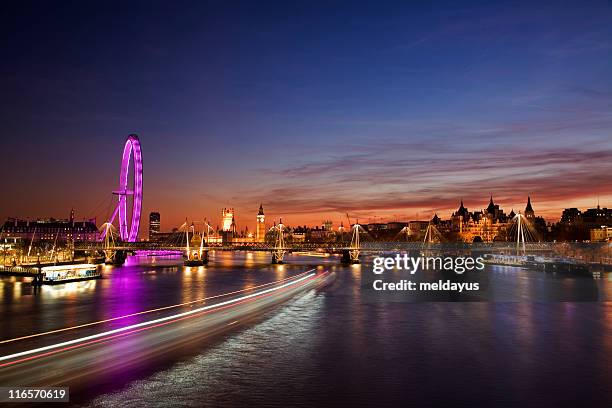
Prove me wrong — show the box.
[1,1,612,235]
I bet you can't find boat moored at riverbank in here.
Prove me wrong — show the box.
[41,264,101,284]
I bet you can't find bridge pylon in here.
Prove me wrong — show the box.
[271,219,286,264]
[342,221,361,264]
[184,220,208,266]
[100,222,126,265]
[511,212,537,256]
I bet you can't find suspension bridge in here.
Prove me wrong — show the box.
[84,218,367,266]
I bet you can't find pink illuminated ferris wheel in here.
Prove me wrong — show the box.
[108,134,143,242]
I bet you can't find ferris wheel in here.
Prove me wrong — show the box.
[107,134,143,242]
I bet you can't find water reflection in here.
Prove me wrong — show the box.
[41,280,98,298]
[83,260,612,408]
[2,253,612,407]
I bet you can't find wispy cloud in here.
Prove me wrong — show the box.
[239,106,612,223]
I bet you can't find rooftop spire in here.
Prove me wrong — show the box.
[486,194,496,214]
[525,196,534,212]
[457,199,466,210]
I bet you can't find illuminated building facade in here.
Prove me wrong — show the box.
[1,209,98,243]
[451,196,510,242]
[149,212,160,240]
[447,196,546,242]
[222,208,234,232]
[590,227,612,242]
[256,204,265,242]
[221,208,236,243]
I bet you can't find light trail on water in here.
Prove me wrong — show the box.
[0,269,314,345]
[0,271,325,368]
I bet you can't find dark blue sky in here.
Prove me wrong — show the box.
[1,0,611,232]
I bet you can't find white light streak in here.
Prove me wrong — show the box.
[0,272,317,363]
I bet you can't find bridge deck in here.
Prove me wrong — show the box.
[76,241,578,252]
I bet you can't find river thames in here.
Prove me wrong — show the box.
[1,252,612,407]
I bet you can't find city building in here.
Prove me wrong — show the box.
[451,196,510,242]
[221,208,237,243]
[485,195,508,222]
[222,208,234,232]
[160,195,608,244]
[308,226,334,240]
[365,223,388,232]
[0,209,99,243]
[221,208,236,232]
[289,226,307,242]
[581,205,612,228]
[149,212,160,240]
[560,208,582,225]
[590,227,612,242]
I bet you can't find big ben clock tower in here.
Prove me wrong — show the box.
[256,204,266,242]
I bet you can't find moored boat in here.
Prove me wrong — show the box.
[482,254,529,267]
[41,264,101,284]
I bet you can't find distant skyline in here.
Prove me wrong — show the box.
[1,1,611,236]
